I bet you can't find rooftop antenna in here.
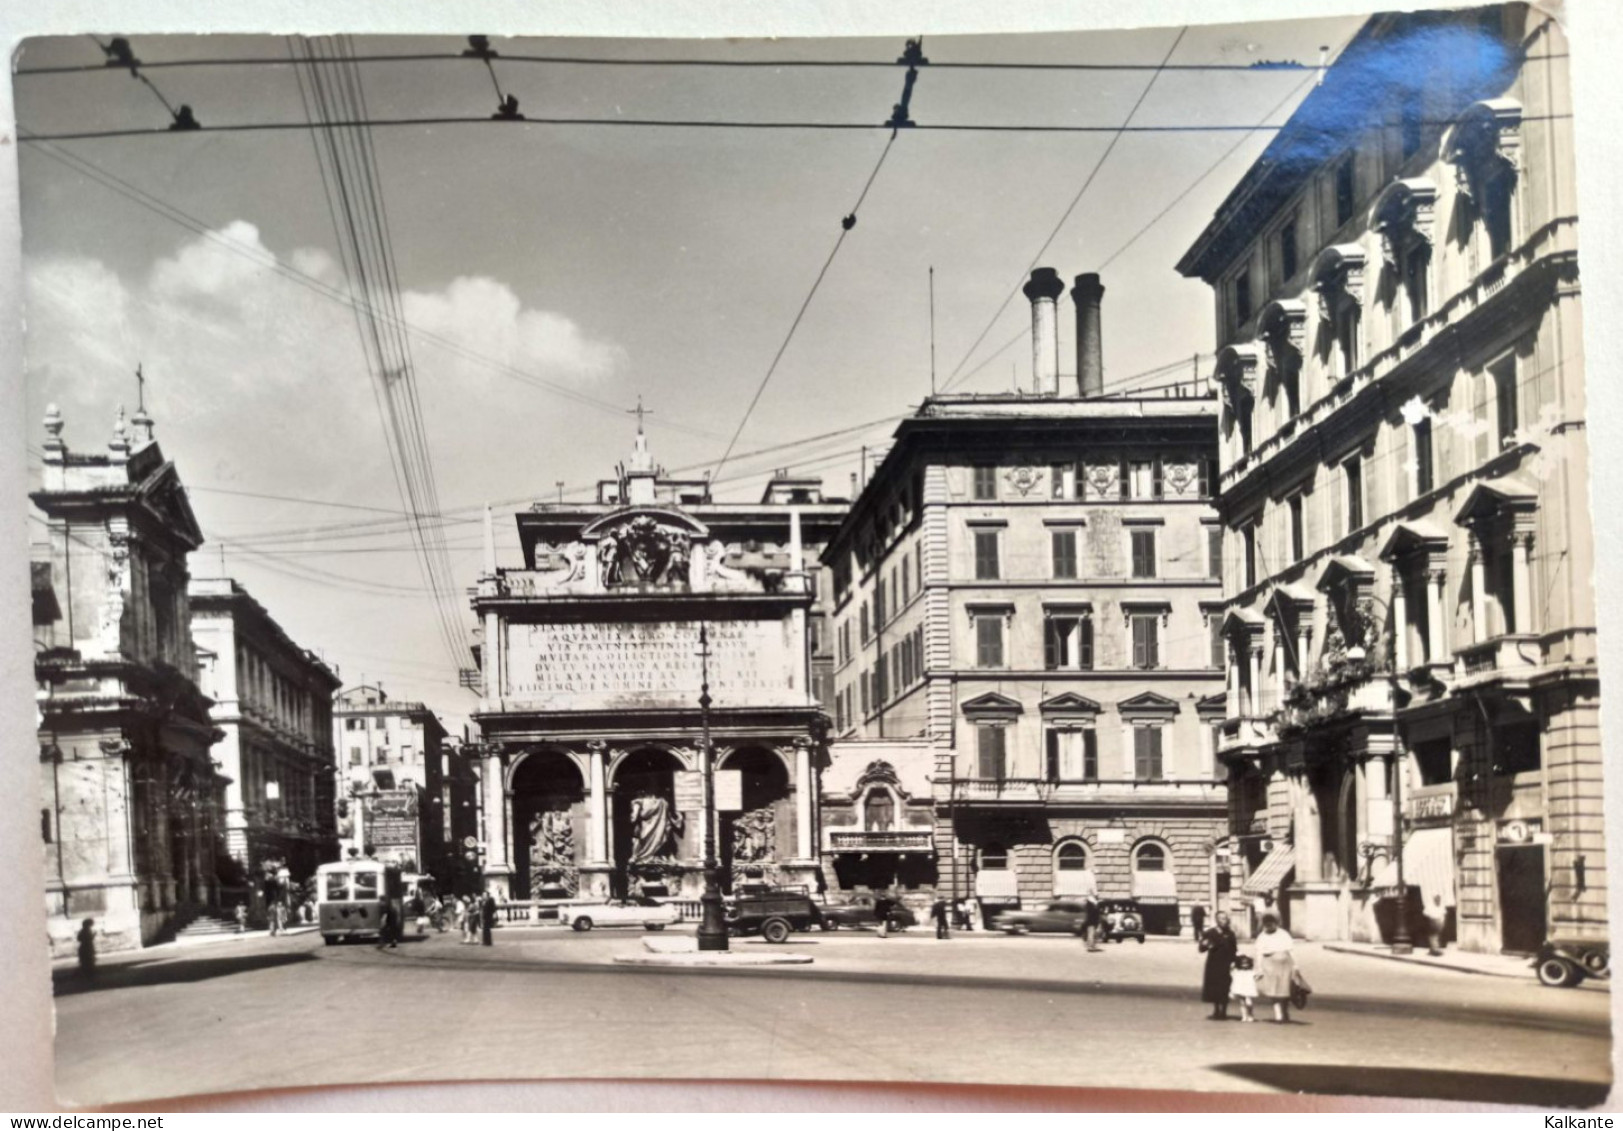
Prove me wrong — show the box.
[928,266,937,397]
[555,480,564,505]
[135,363,145,412]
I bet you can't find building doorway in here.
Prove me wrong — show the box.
[1496,844,1546,954]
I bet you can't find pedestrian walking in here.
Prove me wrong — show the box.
[1198,911,1237,1020]
[875,892,892,939]
[1189,903,1207,941]
[1229,954,1258,1022]
[931,897,950,940]
[480,891,496,946]
[1424,893,1449,956]
[233,902,248,933]
[1082,895,1102,952]
[1254,913,1299,1023]
[76,918,97,982]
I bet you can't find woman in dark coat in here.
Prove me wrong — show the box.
[1199,910,1239,1020]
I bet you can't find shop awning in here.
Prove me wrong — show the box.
[975,870,1018,899]
[1371,826,1456,905]
[1132,870,1179,904]
[1242,843,1295,895]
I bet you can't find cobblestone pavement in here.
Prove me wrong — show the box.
[52,925,1613,1108]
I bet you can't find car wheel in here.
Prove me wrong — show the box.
[322,935,336,946]
[1135,936,1145,945]
[1538,956,1581,987]
[824,921,839,931]
[762,918,791,944]
[572,917,594,932]
[1583,950,1610,977]
[645,924,665,931]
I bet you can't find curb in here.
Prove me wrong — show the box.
[1321,942,1530,979]
[613,952,814,968]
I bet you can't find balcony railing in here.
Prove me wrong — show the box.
[954,777,1224,804]
[825,829,933,853]
[1457,634,1541,679]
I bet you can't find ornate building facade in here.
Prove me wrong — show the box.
[33,403,226,955]
[469,426,845,902]
[190,578,341,882]
[823,273,1227,932]
[1177,5,1597,950]
[332,684,456,878]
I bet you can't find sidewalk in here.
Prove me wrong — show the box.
[1321,939,1540,980]
[51,923,320,969]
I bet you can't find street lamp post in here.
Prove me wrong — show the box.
[1390,726,1413,955]
[696,625,729,952]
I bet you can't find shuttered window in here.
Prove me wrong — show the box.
[977,725,1007,780]
[975,615,1005,669]
[1133,726,1164,781]
[1131,614,1160,670]
[1051,529,1078,579]
[1130,530,1157,579]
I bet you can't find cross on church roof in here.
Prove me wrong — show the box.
[627,395,653,435]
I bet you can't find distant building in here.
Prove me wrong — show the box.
[468,423,846,902]
[1176,5,1595,950]
[333,685,451,876]
[33,403,226,954]
[190,577,341,882]
[820,271,1227,931]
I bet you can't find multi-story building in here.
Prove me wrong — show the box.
[190,577,341,882]
[1176,5,1596,950]
[32,402,227,954]
[333,684,451,875]
[468,423,846,903]
[821,272,1227,931]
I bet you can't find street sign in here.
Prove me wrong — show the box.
[673,771,703,810]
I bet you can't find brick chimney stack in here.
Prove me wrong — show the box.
[1073,272,1105,397]
[1022,267,1064,396]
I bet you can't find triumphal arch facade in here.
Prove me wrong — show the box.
[469,427,844,902]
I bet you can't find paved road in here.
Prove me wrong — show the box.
[52,926,1613,1108]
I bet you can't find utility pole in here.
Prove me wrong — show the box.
[696,625,729,951]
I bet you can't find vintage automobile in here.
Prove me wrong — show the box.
[1535,937,1610,987]
[726,887,824,943]
[994,900,1092,936]
[1098,898,1147,944]
[559,897,679,932]
[819,894,918,932]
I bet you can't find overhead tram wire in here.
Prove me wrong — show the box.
[709,37,924,484]
[939,26,1188,395]
[291,35,472,672]
[19,136,730,443]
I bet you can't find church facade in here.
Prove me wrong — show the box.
[469,428,845,903]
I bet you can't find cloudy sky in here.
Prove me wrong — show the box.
[17,17,1361,729]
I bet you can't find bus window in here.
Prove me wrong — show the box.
[324,872,350,901]
[353,871,381,898]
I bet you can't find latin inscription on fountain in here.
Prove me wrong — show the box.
[504,618,799,709]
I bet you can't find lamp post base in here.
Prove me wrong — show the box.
[696,868,729,952]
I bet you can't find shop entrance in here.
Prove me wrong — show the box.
[1496,844,1546,954]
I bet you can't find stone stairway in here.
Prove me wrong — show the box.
[173,912,246,940]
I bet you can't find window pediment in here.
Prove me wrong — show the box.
[960,692,1023,717]
[1372,177,1439,266]
[1258,299,1309,360]
[1379,519,1450,564]
[1454,475,1538,526]
[1214,342,1263,400]
[1040,692,1101,715]
[1118,691,1180,720]
[1310,244,1368,318]
[1446,98,1523,199]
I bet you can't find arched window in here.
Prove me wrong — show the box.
[980,842,1009,870]
[863,789,896,832]
[1134,841,1167,872]
[1056,842,1090,871]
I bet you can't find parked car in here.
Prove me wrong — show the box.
[1535,937,1610,987]
[560,897,679,932]
[995,900,1092,935]
[821,894,917,932]
[1098,898,1147,943]
[726,887,824,943]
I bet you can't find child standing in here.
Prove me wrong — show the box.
[1230,954,1258,1022]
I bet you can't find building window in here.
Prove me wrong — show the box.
[1134,840,1168,872]
[1051,529,1078,580]
[1334,303,1361,381]
[1496,721,1541,776]
[863,790,896,832]
[973,465,997,501]
[1132,727,1165,781]
[859,672,870,717]
[1130,614,1161,670]
[350,747,363,766]
[1413,737,1453,787]
[860,602,870,644]
[1127,459,1158,500]
[401,744,413,760]
[975,614,1005,669]
[1288,495,1305,564]
[1413,418,1434,496]
[1044,614,1094,671]
[1056,841,1091,871]
[1046,728,1098,782]
[976,726,1008,780]
[1208,613,1226,671]
[980,841,1009,870]
[1207,526,1223,579]
[1492,355,1518,448]
[346,718,363,731]
[1345,457,1364,534]
[1130,530,1157,579]
[1402,243,1430,322]
[974,530,1001,580]
[1280,218,1299,280]
[1234,268,1252,327]
[1243,525,1258,589]
[1335,155,1356,228]
[1051,462,1077,500]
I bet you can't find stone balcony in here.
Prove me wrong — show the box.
[952,777,1225,807]
[1455,634,1541,685]
[1218,715,1278,756]
[824,829,934,854]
